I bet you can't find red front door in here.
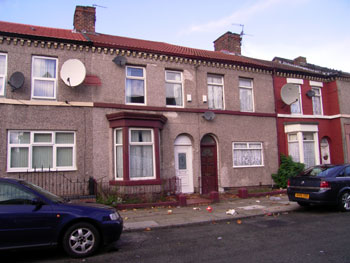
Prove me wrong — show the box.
[200,135,218,194]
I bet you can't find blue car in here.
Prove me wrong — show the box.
[0,178,123,258]
[287,164,350,211]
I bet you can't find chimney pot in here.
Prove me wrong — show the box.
[73,6,96,33]
[214,31,242,55]
[293,56,307,66]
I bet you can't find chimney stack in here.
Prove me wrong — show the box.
[214,31,242,55]
[73,6,96,33]
[293,56,307,66]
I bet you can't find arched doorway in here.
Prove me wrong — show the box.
[174,135,194,193]
[320,137,331,164]
[200,134,218,194]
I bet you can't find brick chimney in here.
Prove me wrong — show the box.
[214,31,242,55]
[293,56,307,66]
[73,6,96,33]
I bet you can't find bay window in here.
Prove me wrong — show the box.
[8,131,76,172]
[31,56,58,99]
[0,53,7,96]
[108,112,167,184]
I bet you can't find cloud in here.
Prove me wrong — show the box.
[179,0,286,35]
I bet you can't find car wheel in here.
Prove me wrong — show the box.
[297,201,310,207]
[62,222,100,258]
[338,192,350,212]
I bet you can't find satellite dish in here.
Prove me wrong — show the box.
[280,83,299,105]
[306,89,316,98]
[203,111,215,121]
[8,72,25,91]
[112,56,127,67]
[60,59,86,87]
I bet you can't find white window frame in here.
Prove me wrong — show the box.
[7,131,76,172]
[31,56,58,100]
[290,85,303,115]
[239,77,254,112]
[165,70,184,108]
[0,53,8,97]
[125,66,146,105]
[207,74,224,110]
[232,142,264,168]
[285,124,320,167]
[114,128,123,180]
[128,128,156,180]
[311,87,323,115]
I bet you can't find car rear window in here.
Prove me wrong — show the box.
[301,166,342,178]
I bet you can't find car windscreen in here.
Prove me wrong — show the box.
[301,166,343,178]
[20,181,64,203]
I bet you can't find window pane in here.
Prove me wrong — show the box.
[56,133,74,144]
[0,55,6,75]
[303,141,315,168]
[129,145,153,178]
[33,79,55,97]
[115,130,123,144]
[312,96,322,115]
[207,75,222,84]
[166,71,181,81]
[288,134,298,141]
[239,78,252,87]
[127,67,143,77]
[116,146,123,178]
[234,143,247,149]
[291,99,301,114]
[57,147,73,167]
[33,58,56,78]
[249,143,262,149]
[240,88,253,111]
[0,77,4,95]
[288,141,300,163]
[303,133,314,141]
[126,79,144,103]
[10,147,28,168]
[234,149,262,166]
[208,85,223,109]
[166,83,182,106]
[34,133,52,143]
[10,132,30,144]
[131,130,152,142]
[32,146,53,169]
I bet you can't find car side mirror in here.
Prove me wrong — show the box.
[32,197,45,210]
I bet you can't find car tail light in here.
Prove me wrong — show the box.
[287,179,290,187]
[320,180,331,189]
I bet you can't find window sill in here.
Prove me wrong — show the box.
[109,179,162,186]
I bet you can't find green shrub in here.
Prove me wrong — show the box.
[272,154,305,188]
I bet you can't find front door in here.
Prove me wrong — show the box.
[200,135,218,194]
[174,135,193,194]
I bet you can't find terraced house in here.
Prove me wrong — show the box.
[0,6,282,196]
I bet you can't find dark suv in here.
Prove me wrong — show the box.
[0,178,123,258]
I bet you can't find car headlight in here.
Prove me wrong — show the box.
[109,211,120,221]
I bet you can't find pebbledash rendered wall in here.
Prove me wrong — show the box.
[88,52,279,191]
[0,37,95,180]
[0,33,279,192]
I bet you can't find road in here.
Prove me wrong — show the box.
[1,206,350,263]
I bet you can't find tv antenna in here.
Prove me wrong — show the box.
[232,23,252,37]
[92,4,107,8]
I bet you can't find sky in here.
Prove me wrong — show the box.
[1,0,349,72]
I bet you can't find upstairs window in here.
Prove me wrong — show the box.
[31,56,57,100]
[312,87,323,115]
[126,66,146,104]
[239,78,254,112]
[207,74,224,110]
[290,85,302,114]
[0,53,7,96]
[165,70,183,107]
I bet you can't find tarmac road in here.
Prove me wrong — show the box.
[2,205,350,263]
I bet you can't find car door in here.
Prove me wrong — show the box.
[0,181,56,248]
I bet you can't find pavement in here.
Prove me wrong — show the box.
[119,194,300,232]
